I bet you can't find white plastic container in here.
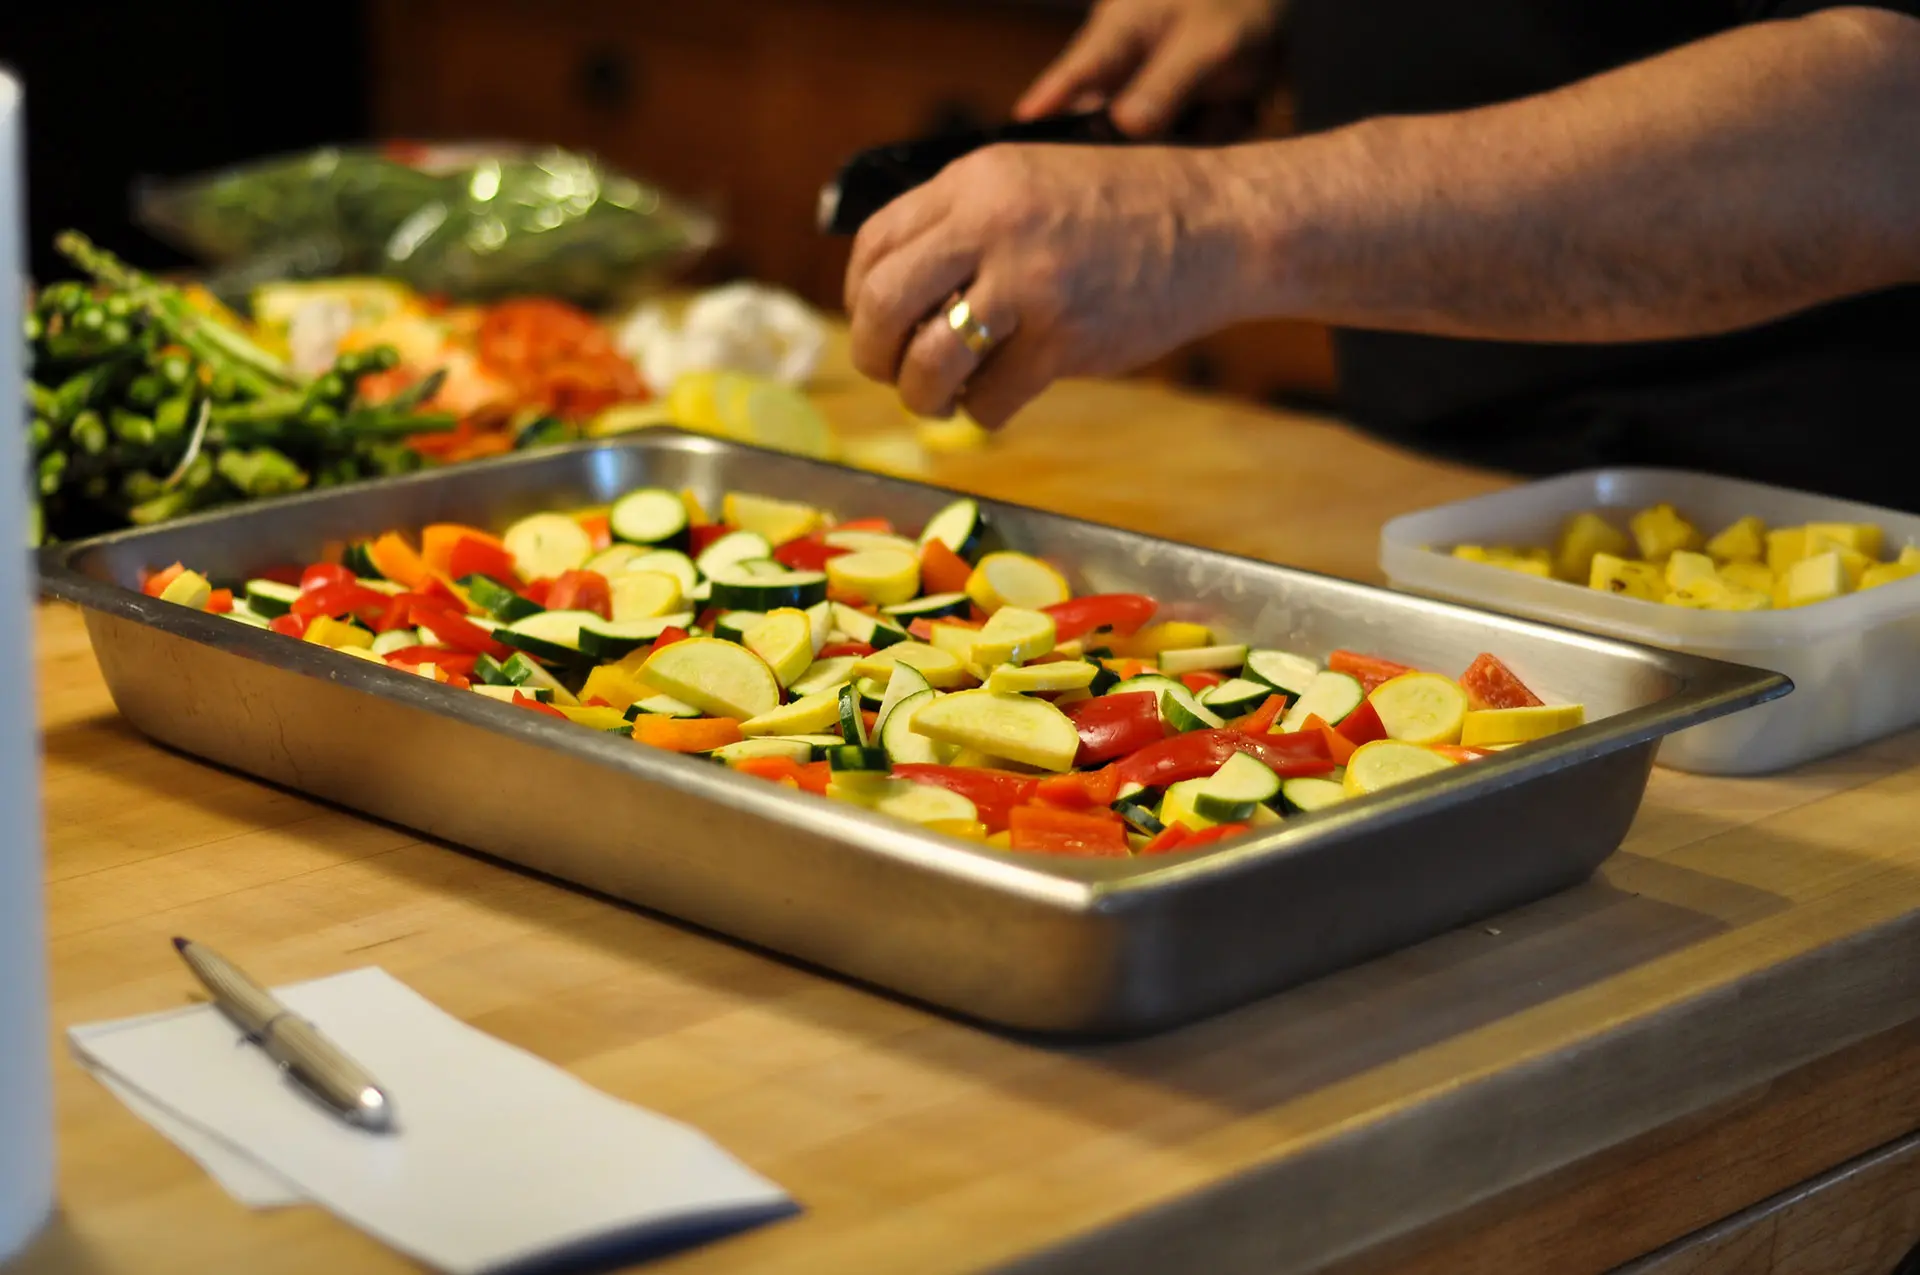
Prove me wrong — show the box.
[0,69,53,1263]
[1380,468,1920,775]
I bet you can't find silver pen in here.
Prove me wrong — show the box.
[172,937,396,1133]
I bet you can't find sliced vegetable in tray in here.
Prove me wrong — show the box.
[143,487,1587,856]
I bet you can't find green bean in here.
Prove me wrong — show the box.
[126,372,165,410]
[36,452,67,496]
[154,395,193,439]
[110,410,157,447]
[30,418,52,451]
[71,411,109,456]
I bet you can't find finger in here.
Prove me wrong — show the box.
[1015,19,1148,121]
[844,187,948,316]
[895,284,1019,419]
[957,340,1056,431]
[847,239,981,385]
[1110,25,1233,136]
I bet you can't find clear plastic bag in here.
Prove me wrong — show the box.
[136,142,719,307]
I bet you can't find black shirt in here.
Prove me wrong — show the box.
[1285,0,1920,509]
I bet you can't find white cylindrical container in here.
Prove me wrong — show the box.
[0,68,53,1263]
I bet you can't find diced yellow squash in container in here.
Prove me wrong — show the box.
[1452,545,1492,563]
[1491,555,1551,578]
[1783,551,1849,608]
[1629,504,1700,563]
[1663,551,1718,591]
[1704,515,1766,564]
[1589,552,1664,601]
[1832,548,1874,591]
[1460,704,1587,747]
[1665,577,1771,611]
[1554,512,1632,583]
[1719,561,1776,593]
[1804,521,1883,559]
[1901,545,1920,568]
[1766,528,1809,574]
[1860,562,1920,591]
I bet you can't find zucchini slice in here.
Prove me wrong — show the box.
[705,566,828,611]
[576,613,695,661]
[964,551,1071,613]
[1278,671,1367,733]
[461,574,544,623]
[694,529,774,578]
[873,778,978,829]
[609,487,690,547]
[497,609,605,662]
[823,529,920,557]
[608,570,684,623]
[825,548,921,607]
[742,608,816,687]
[880,688,948,764]
[242,579,300,619]
[788,655,860,698]
[874,662,937,736]
[851,641,968,689]
[1281,776,1349,813]
[1157,643,1249,676]
[968,606,1056,668]
[1111,674,1225,732]
[880,592,972,623]
[1192,752,1280,823]
[985,660,1099,694]
[1342,740,1458,795]
[370,629,417,657]
[1197,677,1273,718]
[711,736,820,766]
[827,744,890,773]
[1245,649,1321,699]
[907,689,1080,772]
[623,693,701,719]
[500,652,579,706]
[739,687,845,736]
[503,512,593,580]
[711,610,764,644]
[722,492,823,546]
[830,602,909,650]
[624,549,701,594]
[837,682,870,746]
[917,497,985,560]
[640,637,782,721]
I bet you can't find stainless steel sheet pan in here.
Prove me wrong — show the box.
[39,432,1789,1036]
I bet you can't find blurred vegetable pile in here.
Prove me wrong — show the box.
[25,232,455,545]
[136,143,718,308]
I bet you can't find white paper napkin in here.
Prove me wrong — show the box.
[70,968,794,1273]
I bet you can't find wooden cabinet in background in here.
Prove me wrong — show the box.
[365,0,1337,407]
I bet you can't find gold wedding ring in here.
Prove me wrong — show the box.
[946,296,995,356]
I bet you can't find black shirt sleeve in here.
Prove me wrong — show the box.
[1744,0,1920,20]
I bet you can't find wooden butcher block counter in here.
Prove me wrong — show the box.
[17,343,1920,1275]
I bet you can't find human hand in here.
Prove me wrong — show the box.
[844,143,1247,428]
[1016,0,1285,137]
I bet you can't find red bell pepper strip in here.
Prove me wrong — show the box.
[1033,767,1123,810]
[688,524,741,556]
[268,613,308,638]
[421,524,508,577]
[584,697,614,709]
[291,581,391,625]
[410,604,512,658]
[1302,713,1358,766]
[447,535,524,588]
[577,513,614,552]
[1041,594,1158,643]
[140,562,186,597]
[1460,653,1544,710]
[1226,694,1287,735]
[522,578,554,607]
[1337,699,1388,746]
[792,760,832,795]
[837,517,895,534]
[300,563,356,593]
[204,588,235,614]
[1008,805,1130,857]
[918,538,974,595]
[253,564,305,588]
[773,534,850,572]
[1113,728,1335,788]
[634,715,745,752]
[816,641,876,659]
[732,755,804,785]
[380,646,480,677]
[371,594,414,634]
[1431,744,1498,763]
[512,691,569,719]
[647,626,690,657]
[826,585,870,608]
[1139,823,1192,855]
[1178,670,1226,694]
[891,764,1040,832]
[1328,650,1414,694]
[545,569,613,620]
[1063,691,1166,766]
[1179,823,1250,850]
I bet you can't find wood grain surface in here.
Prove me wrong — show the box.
[15,350,1920,1274]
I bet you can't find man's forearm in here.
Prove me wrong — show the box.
[1217,6,1920,343]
